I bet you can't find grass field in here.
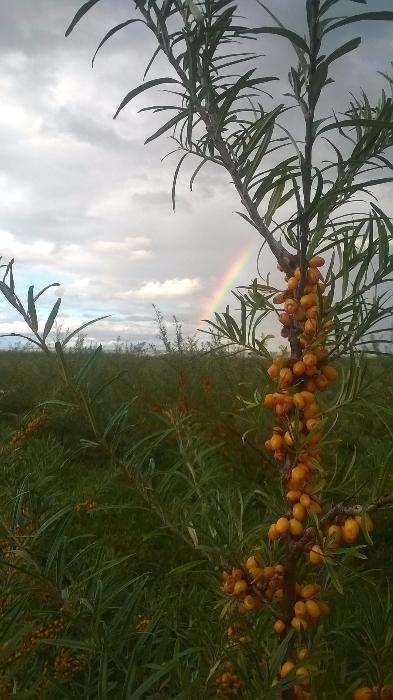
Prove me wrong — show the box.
[0,340,392,698]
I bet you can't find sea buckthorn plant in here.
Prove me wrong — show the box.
[64,0,393,696]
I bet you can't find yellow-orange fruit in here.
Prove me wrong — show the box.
[342,518,360,544]
[300,390,316,403]
[291,616,308,631]
[264,393,277,407]
[305,600,321,619]
[291,465,307,483]
[249,567,264,581]
[353,689,374,700]
[303,402,319,419]
[296,667,310,686]
[279,312,291,326]
[276,517,290,535]
[293,503,307,522]
[287,277,298,291]
[293,360,306,376]
[308,501,322,515]
[263,565,276,579]
[309,545,325,565]
[246,556,258,570]
[274,588,284,600]
[287,490,302,502]
[273,619,286,634]
[297,648,308,660]
[304,319,317,335]
[327,524,342,549]
[233,580,248,596]
[294,600,307,617]
[284,431,294,447]
[300,294,317,309]
[322,365,338,381]
[295,306,306,321]
[243,594,257,610]
[275,564,284,573]
[265,439,273,451]
[273,356,283,366]
[294,267,301,280]
[268,524,279,541]
[273,292,286,305]
[294,393,306,409]
[270,433,283,451]
[232,568,243,580]
[267,364,279,379]
[280,661,295,678]
[307,267,320,283]
[306,305,318,319]
[299,493,312,508]
[285,299,298,314]
[355,513,374,533]
[279,367,294,385]
[300,584,319,599]
[289,518,304,536]
[315,374,328,390]
[308,255,325,268]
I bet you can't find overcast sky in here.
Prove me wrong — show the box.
[1,0,392,348]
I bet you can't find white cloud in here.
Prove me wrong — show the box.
[119,277,201,299]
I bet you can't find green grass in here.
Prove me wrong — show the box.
[0,347,392,698]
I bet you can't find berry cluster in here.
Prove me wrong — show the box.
[221,557,285,612]
[4,618,65,666]
[354,687,393,699]
[215,663,244,697]
[11,414,47,447]
[53,647,84,681]
[75,499,97,513]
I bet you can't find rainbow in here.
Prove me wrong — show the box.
[201,242,254,320]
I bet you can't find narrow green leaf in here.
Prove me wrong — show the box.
[27,285,38,331]
[43,298,61,340]
[325,12,393,34]
[325,37,361,66]
[145,111,186,144]
[247,26,309,54]
[65,0,103,37]
[113,78,179,119]
[92,20,143,66]
[172,153,188,211]
[62,315,110,347]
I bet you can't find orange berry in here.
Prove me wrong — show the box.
[307,267,320,283]
[285,299,298,314]
[306,418,319,432]
[287,277,298,291]
[300,584,319,599]
[233,580,248,596]
[300,493,312,508]
[342,518,360,544]
[304,319,317,335]
[284,431,294,447]
[303,402,319,419]
[322,365,338,381]
[289,518,304,536]
[300,294,317,309]
[293,503,307,521]
[294,600,307,617]
[275,564,284,573]
[279,367,294,385]
[246,556,258,570]
[297,648,308,660]
[308,255,325,268]
[303,353,317,367]
[273,292,286,304]
[293,360,306,376]
[276,517,290,535]
[296,666,310,686]
[263,565,276,579]
[279,312,291,326]
[232,568,243,580]
[280,661,295,677]
[309,545,325,565]
[295,306,306,321]
[305,600,320,619]
[318,602,330,616]
[294,267,301,280]
[291,465,307,483]
[291,616,308,631]
[300,391,315,404]
[273,619,286,634]
[287,490,302,502]
[314,374,328,390]
[267,364,279,379]
[327,524,342,549]
[264,393,277,407]
[293,393,306,409]
[354,689,374,700]
[268,524,279,541]
[265,439,273,451]
[243,594,257,610]
[270,434,283,451]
